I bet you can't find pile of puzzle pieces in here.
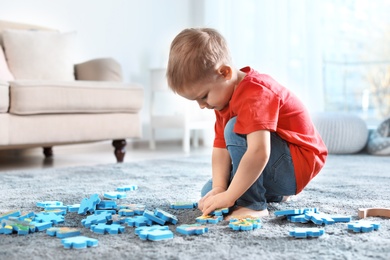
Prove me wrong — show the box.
[2,185,251,249]
[274,208,381,238]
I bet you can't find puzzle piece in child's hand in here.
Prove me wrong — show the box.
[81,212,112,228]
[78,194,101,215]
[170,202,198,209]
[0,210,21,221]
[61,236,98,249]
[347,221,380,233]
[176,224,208,235]
[90,223,125,234]
[289,227,325,238]
[211,208,229,216]
[196,215,223,224]
[97,200,118,210]
[154,208,178,224]
[119,204,145,215]
[67,204,80,213]
[136,225,173,241]
[29,221,52,232]
[116,185,138,192]
[103,192,127,200]
[47,227,81,238]
[36,201,63,208]
[35,212,64,224]
[125,216,153,227]
[229,216,262,231]
[274,208,318,217]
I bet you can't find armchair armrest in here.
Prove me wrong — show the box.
[75,58,123,82]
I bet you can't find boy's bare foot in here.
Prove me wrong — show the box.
[225,206,269,221]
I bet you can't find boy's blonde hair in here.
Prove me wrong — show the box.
[166,28,231,93]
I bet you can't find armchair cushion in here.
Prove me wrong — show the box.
[2,29,76,81]
[0,80,8,112]
[0,46,14,81]
[75,58,123,82]
[9,80,143,115]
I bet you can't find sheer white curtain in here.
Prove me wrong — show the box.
[198,0,324,112]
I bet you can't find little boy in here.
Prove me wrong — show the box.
[166,28,328,218]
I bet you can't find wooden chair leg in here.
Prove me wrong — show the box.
[43,147,53,158]
[112,139,126,163]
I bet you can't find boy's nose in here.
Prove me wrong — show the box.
[197,100,207,109]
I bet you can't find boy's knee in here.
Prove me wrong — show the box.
[224,117,246,146]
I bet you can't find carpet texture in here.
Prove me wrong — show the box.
[0,154,389,260]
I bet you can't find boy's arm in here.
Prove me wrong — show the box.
[201,130,270,215]
[198,147,231,211]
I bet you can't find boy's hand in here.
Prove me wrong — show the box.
[199,190,235,216]
[198,187,225,212]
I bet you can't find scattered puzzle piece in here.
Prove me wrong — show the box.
[329,215,351,223]
[176,224,208,235]
[196,215,223,224]
[125,216,153,227]
[143,209,166,225]
[135,225,173,241]
[304,211,335,225]
[29,221,52,232]
[1,218,34,235]
[274,208,318,217]
[0,210,21,222]
[103,192,127,200]
[154,208,178,224]
[119,204,145,215]
[97,200,118,210]
[78,194,101,215]
[47,227,81,238]
[81,212,112,228]
[229,216,262,231]
[289,227,325,238]
[61,236,98,249]
[67,204,80,213]
[170,202,198,209]
[347,221,380,233]
[35,212,64,224]
[116,185,138,192]
[118,209,135,216]
[91,223,125,234]
[36,201,63,208]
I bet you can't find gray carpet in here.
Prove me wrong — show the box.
[0,154,389,260]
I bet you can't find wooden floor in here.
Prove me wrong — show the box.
[0,141,211,172]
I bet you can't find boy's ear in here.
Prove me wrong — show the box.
[217,65,232,80]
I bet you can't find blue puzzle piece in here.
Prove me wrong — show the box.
[288,214,309,223]
[229,216,262,231]
[196,215,223,224]
[289,227,325,238]
[44,209,67,215]
[170,202,198,209]
[154,208,178,224]
[78,194,101,215]
[46,227,81,238]
[274,208,318,217]
[91,223,125,234]
[81,212,112,228]
[0,210,21,222]
[143,209,166,225]
[176,224,208,235]
[135,225,173,241]
[95,210,117,215]
[304,211,335,225]
[1,218,34,235]
[103,192,127,200]
[118,209,135,216]
[119,204,145,215]
[67,204,80,213]
[97,200,118,210]
[210,208,229,216]
[347,221,380,233]
[35,212,64,224]
[36,201,63,208]
[29,221,52,232]
[110,214,127,224]
[116,185,138,192]
[17,212,35,221]
[125,216,153,227]
[61,236,98,249]
[329,215,351,223]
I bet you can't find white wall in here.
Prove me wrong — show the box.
[0,0,200,142]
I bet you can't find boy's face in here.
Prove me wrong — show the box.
[177,66,236,111]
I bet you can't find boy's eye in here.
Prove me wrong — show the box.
[202,94,208,100]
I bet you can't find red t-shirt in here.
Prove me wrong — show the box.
[214,67,328,193]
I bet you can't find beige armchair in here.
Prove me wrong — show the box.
[0,20,143,162]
